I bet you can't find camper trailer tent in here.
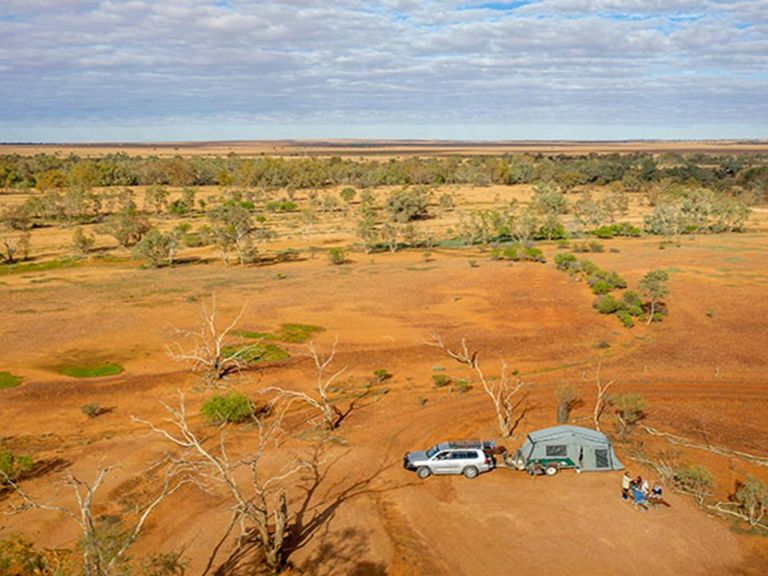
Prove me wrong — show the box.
[512,425,623,474]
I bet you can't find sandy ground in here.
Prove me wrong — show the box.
[2,139,768,158]
[2,231,768,574]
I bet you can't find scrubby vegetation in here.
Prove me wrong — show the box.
[0,371,22,389]
[201,392,256,425]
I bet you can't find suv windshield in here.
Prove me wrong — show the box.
[426,445,440,458]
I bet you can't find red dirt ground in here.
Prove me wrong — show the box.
[2,234,768,575]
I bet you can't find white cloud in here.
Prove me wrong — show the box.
[0,0,765,140]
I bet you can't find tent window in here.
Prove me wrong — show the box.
[545,445,567,457]
[595,449,609,468]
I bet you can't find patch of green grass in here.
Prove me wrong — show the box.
[0,372,22,389]
[222,343,290,363]
[0,257,81,277]
[275,324,324,343]
[234,323,324,344]
[232,330,275,341]
[58,362,124,378]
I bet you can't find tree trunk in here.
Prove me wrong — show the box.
[646,300,656,325]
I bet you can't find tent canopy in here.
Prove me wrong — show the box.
[519,425,623,472]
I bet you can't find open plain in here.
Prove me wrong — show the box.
[1,143,768,575]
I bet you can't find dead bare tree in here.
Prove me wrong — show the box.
[264,337,347,431]
[166,295,252,385]
[592,363,615,432]
[427,334,525,438]
[2,463,184,576]
[134,394,310,573]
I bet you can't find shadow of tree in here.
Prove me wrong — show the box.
[210,441,413,575]
[299,526,387,576]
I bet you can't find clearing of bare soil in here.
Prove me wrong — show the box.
[2,139,768,158]
[2,230,768,575]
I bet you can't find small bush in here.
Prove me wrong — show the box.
[451,378,471,394]
[81,403,106,418]
[373,369,392,383]
[588,241,605,253]
[0,371,22,389]
[201,393,255,425]
[523,246,545,262]
[554,252,577,271]
[674,464,715,504]
[594,294,619,314]
[327,247,347,266]
[589,278,611,295]
[616,310,635,328]
[590,223,642,239]
[432,374,451,388]
[265,200,298,213]
[0,450,33,484]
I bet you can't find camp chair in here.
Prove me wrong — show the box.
[632,488,649,511]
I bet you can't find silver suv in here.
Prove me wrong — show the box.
[403,440,496,479]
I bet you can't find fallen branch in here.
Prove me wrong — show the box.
[706,501,768,531]
[642,426,768,467]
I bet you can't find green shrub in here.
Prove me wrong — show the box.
[602,270,627,289]
[327,247,347,265]
[0,450,33,484]
[589,278,611,295]
[0,372,22,389]
[622,290,642,307]
[554,252,577,271]
[591,223,642,239]
[594,294,619,314]
[385,187,430,223]
[81,403,105,418]
[616,310,635,328]
[674,464,715,504]
[451,378,471,394]
[503,245,520,261]
[588,241,605,253]
[265,200,298,213]
[523,246,545,262]
[201,393,254,425]
[432,374,451,388]
[373,369,392,383]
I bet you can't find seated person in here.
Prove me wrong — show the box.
[632,486,649,510]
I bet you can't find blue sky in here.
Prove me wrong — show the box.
[0,0,765,142]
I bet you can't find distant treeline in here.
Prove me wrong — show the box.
[1,152,767,194]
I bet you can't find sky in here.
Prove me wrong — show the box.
[0,0,766,142]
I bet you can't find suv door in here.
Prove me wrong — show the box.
[431,451,454,474]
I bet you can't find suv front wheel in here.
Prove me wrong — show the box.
[416,466,432,479]
[462,466,479,479]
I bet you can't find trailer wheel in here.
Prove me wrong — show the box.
[416,466,432,479]
[545,465,559,476]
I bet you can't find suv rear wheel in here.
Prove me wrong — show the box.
[416,466,432,479]
[545,465,559,476]
[462,466,479,479]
